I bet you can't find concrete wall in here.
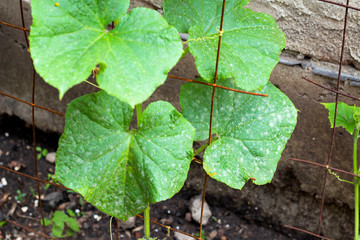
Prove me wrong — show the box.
[1,0,360,239]
[248,0,360,69]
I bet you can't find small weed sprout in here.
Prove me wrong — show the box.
[36,146,48,160]
[14,189,26,203]
[41,210,80,238]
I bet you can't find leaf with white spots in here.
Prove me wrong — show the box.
[55,91,195,221]
[180,79,297,189]
[163,0,285,91]
[29,0,183,107]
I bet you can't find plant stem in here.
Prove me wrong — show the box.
[193,135,220,157]
[179,47,189,61]
[193,142,209,157]
[136,104,143,125]
[354,126,359,240]
[136,103,150,239]
[144,204,150,239]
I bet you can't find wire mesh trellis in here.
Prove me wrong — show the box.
[0,0,359,239]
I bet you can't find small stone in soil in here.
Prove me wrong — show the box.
[189,195,212,225]
[208,230,218,240]
[132,225,144,232]
[21,206,28,213]
[93,214,102,221]
[125,231,131,238]
[1,178,7,187]
[174,231,193,240]
[160,216,173,225]
[43,192,63,210]
[119,216,136,230]
[45,152,56,163]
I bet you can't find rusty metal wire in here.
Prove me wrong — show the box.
[198,1,228,238]
[284,225,332,240]
[317,0,350,234]
[18,0,48,237]
[168,74,268,97]
[0,91,65,116]
[136,215,201,240]
[318,0,360,11]
[5,219,57,240]
[0,20,30,32]
[286,0,360,238]
[290,158,360,178]
[301,77,360,101]
[0,165,72,191]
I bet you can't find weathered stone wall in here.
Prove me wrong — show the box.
[1,0,360,239]
[248,0,360,69]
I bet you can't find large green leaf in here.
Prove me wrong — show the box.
[163,0,285,91]
[322,102,360,135]
[30,0,183,107]
[180,79,297,189]
[55,91,195,220]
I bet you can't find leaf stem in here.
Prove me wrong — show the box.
[84,80,102,89]
[144,205,150,239]
[136,104,143,125]
[354,126,359,240]
[193,136,220,157]
[136,103,150,239]
[179,47,189,61]
[193,143,209,157]
[110,216,113,240]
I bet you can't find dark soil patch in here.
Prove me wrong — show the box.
[0,114,308,239]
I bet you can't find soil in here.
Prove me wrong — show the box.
[0,114,313,240]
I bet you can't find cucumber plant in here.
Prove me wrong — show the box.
[29,0,297,238]
[322,102,360,240]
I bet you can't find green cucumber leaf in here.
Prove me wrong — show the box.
[163,0,285,91]
[55,91,195,221]
[180,79,297,189]
[30,0,183,107]
[322,102,360,135]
